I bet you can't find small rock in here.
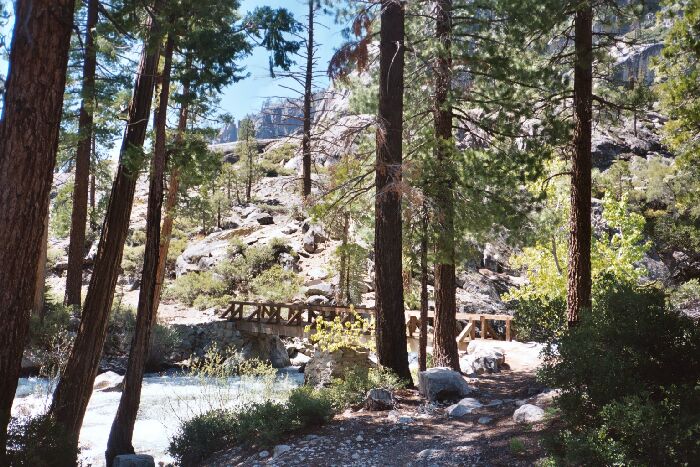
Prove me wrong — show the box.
[112,454,155,467]
[273,445,291,457]
[355,435,364,442]
[446,397,483,417]
[351,453,360,460]
[478,416,493,424]
[513,404,545,424]
[365,388,394,411]
[259,450,270,458]
[387,410,414,424]
[416,449,443,461]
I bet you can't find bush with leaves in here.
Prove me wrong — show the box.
[169,386,333,466]
[509,195,650,341]
[325,367,406,410]
[249,265,303,302]
[6,415,80,466]
[165,271,230,310]
[539,276,700,465]
[305,308,374,352]
[216,238,294,295]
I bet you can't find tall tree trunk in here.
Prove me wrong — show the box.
[432,0,460,371]
[153,81,190,313]
[301,0,314,199]
[246,145,253,203]
[106,35,174,466]
[567,2,593,326]
[419,201,429,372]
[0,0,75,457]
[50,10,162,446]
[65,0,99,307]
[374,0,411,382]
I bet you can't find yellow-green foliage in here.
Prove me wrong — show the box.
[305,307,374,352]
[508,195,649,306]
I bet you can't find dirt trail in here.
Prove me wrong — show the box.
[206,365,555,467]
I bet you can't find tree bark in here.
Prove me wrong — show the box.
[432,0,460,371]
[374,0,411,382]
[419,201,429,372]
[567,2,593,326]
[65,0,100,307]
[153,78,190,314]
[0,0,75,458]
[50,9,162,446]
[302,0,314,199]
[106,35,174,466]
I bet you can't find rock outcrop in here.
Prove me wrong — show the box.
[418,367,475,402]
[304,347,373,388]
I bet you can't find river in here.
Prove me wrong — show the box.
[12,369,304,466]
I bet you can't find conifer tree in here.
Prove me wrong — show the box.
[50,3,165,445]
[567,1,593,326]
[431,0,460,370]
[65,0,100,307]
[0,0,75,457]
[374,0,411,381]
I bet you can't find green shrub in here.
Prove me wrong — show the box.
[7,415,80,466]
[286,386,333,428]
[540,276,700,465]
[234,401,290,446]
[166,230,189,271]
[325,367,406,410]
[512,297,566,342]
[166,271,227,307]
[121,244,145,277]
[169,409,239,466]
[28,295,72,350]
[670,278,700,313]
[216,240,292,293]
[169,386,333,466]
[249,265,303,302]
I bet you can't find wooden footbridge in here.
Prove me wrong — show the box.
[220,300,514,348]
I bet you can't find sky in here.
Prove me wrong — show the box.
[0,0,345,123]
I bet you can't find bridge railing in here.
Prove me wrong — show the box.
[220,300,513,342]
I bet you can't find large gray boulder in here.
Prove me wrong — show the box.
[418,367,475,402]
[112,454,155,467]
[513,404,545,424]
[460,342,506,375]
[240,334,291,368]
[304,347,373,388]
[93,371,124,392]
[305,282,334,298]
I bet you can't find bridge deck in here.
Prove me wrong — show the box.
[220,300,513,345]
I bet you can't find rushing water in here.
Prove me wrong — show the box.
[12,369,304,466]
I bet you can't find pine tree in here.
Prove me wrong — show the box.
[50,3,164,445]
[567,1,593,326]
[374,0,411,381]
[0,0,75,457]
[431,0,460,371]
[65,0,100,307]
[302,0,318,199]
[105,33,174,465]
